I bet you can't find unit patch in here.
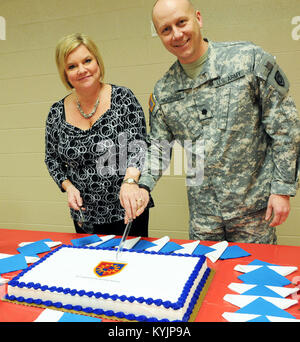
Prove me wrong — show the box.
[94,261,127,277]
[275,70,285,87]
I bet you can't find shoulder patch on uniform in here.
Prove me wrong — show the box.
[255,54,275,80]
[255,54,289,97]
[149,93,156,113]
[268,64,290,97]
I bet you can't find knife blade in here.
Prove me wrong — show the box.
[116,219,133,260]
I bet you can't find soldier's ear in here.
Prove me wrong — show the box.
[195,11,203,28]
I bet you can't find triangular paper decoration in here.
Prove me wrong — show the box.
[249,259,275,266]
[0,254,28,274]
[228,283,299,298]
[220,245,251,260]
[267,285,300,298]
[132,239,156,251]
[17,240,51,256]
[247,315,271,322]
[159,241,183,254]
[178,241,199,254]
[236,297,296,319]
[223,312,300,323]
[206,241,228,263]
[58,312,101,322]
[146,236,169,252]
[87,235,115,247]
[96,238,121,248]
[35,309,102,322]
[243,285,284,298]
[123,237,141,250]
[71,234,101,247]
[228,283,256,294]
[223,294,297,309]
[222,312,260,322]
[238,266,291,286]
[266,316,300,322]
[235,264,297,276]
[192,244,215,256]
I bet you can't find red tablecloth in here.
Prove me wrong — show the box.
[0,229,299,322]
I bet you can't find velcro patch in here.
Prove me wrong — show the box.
[255,54,289,97]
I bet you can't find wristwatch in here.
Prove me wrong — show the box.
[122,178,138,185]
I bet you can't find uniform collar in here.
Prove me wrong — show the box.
[171,39,221,91]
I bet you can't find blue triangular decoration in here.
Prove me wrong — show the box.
[248,259,276,266]
[247,315,271,322]
[236,297,296,319]
[243,285,284,298]
[192,244,215,256]
[159,241,183,254]
[220,245,251,260]
[132,240,156,251]
[238,266,291,286]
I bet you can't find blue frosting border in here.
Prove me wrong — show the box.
[6,244,210,322]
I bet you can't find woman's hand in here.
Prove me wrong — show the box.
[62,180,83,211]
[119,183,149,223]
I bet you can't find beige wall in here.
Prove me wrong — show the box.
[0,0,299,245]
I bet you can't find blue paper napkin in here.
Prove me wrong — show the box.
[248,259,276,266]
[58,312,102,322]
[97,238,121,249]
[242,285,284,298]
[238,266,291,286]
[132,240,157,251]
[192,244,215,256]
[159,241,183,254]
[0,254,28,275]
[220,245,251,260]
[17,240,51,256]
[247,315,271,322]
[71,234,101,247]
[236,297,296,319]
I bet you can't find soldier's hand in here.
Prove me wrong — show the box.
[265,194,290,227]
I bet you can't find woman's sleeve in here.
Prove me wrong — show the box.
[44,103,68,192]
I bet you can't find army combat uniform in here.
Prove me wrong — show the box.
[139,40,300,243]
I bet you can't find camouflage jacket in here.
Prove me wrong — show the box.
[139,40,300,220]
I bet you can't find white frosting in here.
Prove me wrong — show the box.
[8,246,208,321]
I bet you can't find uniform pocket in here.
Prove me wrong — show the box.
[160,92,204,140]
[215,72,255,132]
[216,87,230,130]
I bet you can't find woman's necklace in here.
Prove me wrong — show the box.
[76,93,100,119]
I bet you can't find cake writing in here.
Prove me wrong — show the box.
[94,261,127,278]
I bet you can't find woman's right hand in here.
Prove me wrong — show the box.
[62,180,83,210]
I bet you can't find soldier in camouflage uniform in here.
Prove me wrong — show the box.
[120,0,300,243]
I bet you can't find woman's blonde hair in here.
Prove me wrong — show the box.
[55,33,105,90]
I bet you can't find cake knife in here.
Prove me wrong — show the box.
[116,219,133,260]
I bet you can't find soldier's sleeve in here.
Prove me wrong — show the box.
[254,49,300,196]
[138,93,175,191]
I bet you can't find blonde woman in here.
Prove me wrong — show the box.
[45,33,152,235]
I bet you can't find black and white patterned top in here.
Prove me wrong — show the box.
[45,85,148,224]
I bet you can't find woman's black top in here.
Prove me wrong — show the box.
[45,85,150,224]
